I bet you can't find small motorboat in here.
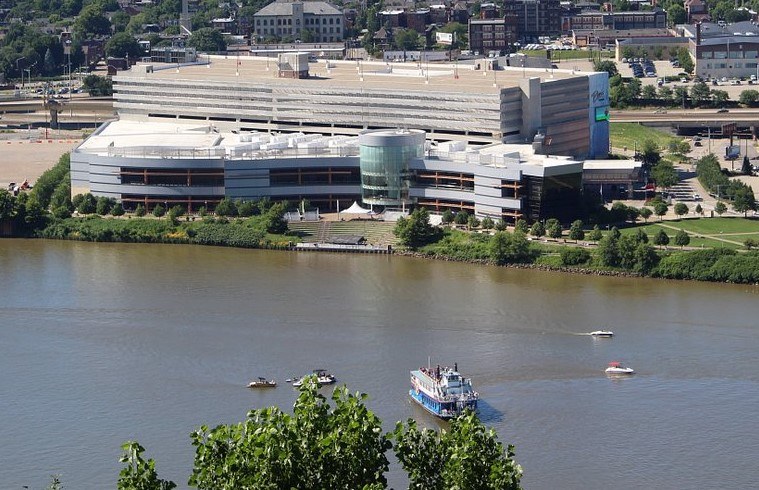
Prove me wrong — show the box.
[292,369,337,387]
[314,369,336,385]
[247,377,277,388]
[590,330,614,338]
[605,362,634,375]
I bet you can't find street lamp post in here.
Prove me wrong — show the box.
[15,57,25,88]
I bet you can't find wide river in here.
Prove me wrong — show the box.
[2,239,759,489]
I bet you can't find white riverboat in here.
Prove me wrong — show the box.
[409,362,478,420]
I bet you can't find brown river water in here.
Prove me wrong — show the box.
[1,239,758,489]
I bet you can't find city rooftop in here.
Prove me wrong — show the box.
[118,55,597,95]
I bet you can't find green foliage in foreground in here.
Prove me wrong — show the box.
[118,441,175,490]
[119,378,522,489]
[393,413,522,490]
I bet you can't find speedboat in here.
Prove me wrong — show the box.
[605,361,635,375]
[590,330,614,338]
[409,362,478,420]
[248,377,277,388]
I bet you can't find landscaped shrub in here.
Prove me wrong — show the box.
[559,247,591,266]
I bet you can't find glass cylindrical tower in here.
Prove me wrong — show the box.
[358,129,425,208]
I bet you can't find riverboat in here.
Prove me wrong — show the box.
[248,377,277,388]
[409,363,478,420]
[605,361,635,375]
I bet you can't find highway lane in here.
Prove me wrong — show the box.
[611,108,759,124]
[0,96,114,114]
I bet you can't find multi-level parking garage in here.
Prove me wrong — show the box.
[111,55,609,158]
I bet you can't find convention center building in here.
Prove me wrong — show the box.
[71,54,611,222]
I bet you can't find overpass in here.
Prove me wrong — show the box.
[611,108,759,134]
[0,96,115,127]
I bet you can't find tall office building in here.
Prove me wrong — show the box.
[503,0,562,39]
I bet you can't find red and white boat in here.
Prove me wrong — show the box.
[605,361,634,375]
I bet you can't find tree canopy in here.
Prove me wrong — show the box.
[189,379,392,489]
[393,412,522,490]
[394,207,441,249]
[105,32,143,59]
[110,378,523,489]
[188,28,227,52]
[73,4,112,38]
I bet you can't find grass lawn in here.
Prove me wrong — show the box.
[655,217,759,234]
[612,217,759,249]
[609,123,683,151]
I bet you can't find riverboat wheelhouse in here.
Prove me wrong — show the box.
[409,363,478,420]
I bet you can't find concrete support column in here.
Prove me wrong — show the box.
[520,77,542,143]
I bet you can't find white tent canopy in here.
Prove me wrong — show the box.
[341,201,372,214]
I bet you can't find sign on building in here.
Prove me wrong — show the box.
[436,32,455,45]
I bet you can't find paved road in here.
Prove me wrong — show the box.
[0,96,115,126]
[611,108,759,125]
